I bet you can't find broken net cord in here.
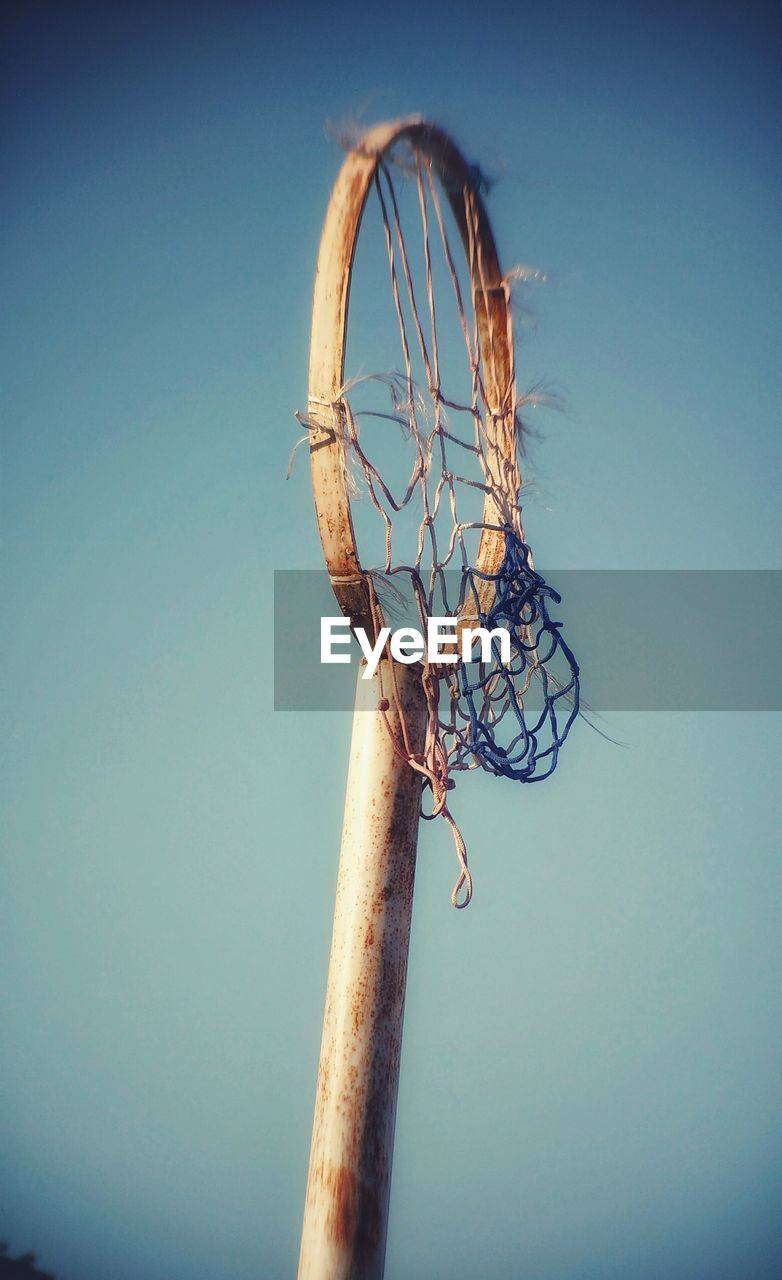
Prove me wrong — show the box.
[295,148,579,907]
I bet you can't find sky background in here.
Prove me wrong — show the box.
[2,2,780,1278]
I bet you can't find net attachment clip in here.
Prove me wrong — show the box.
[306,395,342,447]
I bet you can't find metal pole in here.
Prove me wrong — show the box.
[298,658,427,1280]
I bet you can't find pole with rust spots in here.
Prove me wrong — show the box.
[297,659,426,1280]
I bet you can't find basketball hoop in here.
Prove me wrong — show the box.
[296,117,579,1279]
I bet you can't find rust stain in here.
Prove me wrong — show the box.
[327,1164,357,1251]
[324,1163,384,1269]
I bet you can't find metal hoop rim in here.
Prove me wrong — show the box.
[307,116,517,633]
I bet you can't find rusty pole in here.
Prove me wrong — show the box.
[297,658,427,1279]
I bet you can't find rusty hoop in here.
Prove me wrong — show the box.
[306,115,518,635]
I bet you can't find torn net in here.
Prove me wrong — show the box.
[295,139,580,906]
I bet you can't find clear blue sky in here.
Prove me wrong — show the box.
[2,2,780,1278]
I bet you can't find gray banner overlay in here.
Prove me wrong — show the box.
[274,570,782,712]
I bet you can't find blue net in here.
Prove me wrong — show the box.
[457,529,580,781]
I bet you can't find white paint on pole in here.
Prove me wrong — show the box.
[298,658,427,1280]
